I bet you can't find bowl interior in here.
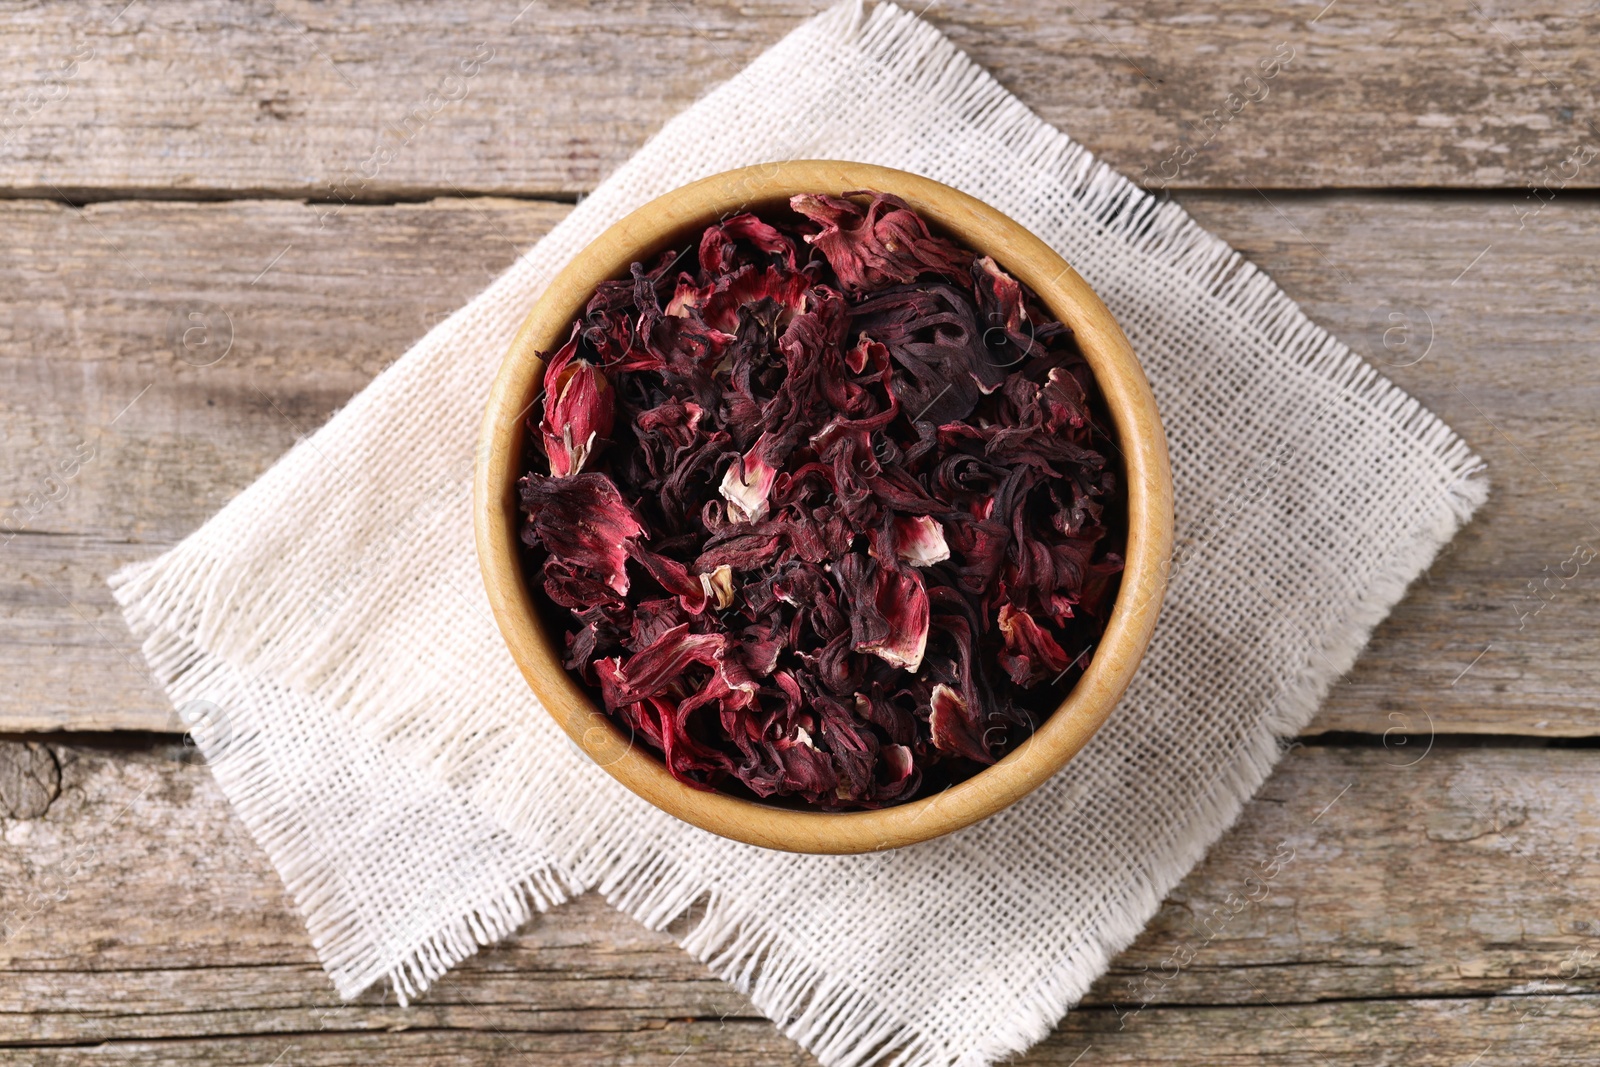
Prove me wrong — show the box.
[475,161,1173,854]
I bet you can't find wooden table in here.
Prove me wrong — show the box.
[3,2,1597,1063]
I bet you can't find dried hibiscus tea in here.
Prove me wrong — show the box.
[517,190,1125,810]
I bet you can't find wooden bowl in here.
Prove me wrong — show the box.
[475,161,1173,854]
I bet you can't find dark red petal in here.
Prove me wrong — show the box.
[891,514,950,567]
[882,744,914,783]
[629,546,709,614]
[944,512,1010,595]
[854,690,917,746]
[845,334,889,375]
[928,683,992,763]
[996,603,1071,687]
[730,615,785,677]
[814,695,876,801]
[520,472,644,595]
[651,689,736,787]
[970,254,1037,378]
[1040,365,1091,433]
[700,264,810,334]
[635,398,704,450]
[544,356,614,478]
[628,597,691,652]
[847,284,989,424]
[541,558,623,612]
[693,527,786,573]
[791,191,971,293]
[860,562,930,672]
[604,624,725,705]
[664,276,711,318]
[698,212,798,275]
[772,726,840,801]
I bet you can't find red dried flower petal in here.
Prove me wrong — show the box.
[848,283,995,424]
[629,547,711,614]
[856,560,930,672]
[520,472,643,596]
[791,191,970,293]
[602,679,734,788]
[699,212,798,276]
[971,255,1034,371]
[846,334,888,375]
[538,329,616,478]
[881,743,914,784]
[891,514,950,567]
[928,682,993,763]
[694,525,786,573]
[702,264,811,334]
[598,624,724,704]
[769,725,839,801]
[996,603,1072,687]
[1040,366,1091,433]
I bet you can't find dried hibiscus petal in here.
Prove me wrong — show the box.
[997,603,1072,687]
[928,682,992,764]
[719,436,781,523]
[792,191,971,293]
[539,327,616,477]
[888,514,950,567]
[519,472,643,596]
[517,191,1125,810]
[843,556,930,673]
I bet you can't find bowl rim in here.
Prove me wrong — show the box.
[474,160,1173,854]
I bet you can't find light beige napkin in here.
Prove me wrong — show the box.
[112,4,1486,1065]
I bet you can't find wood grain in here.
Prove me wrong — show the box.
[0,1,1596,198]
[2,3,1594,1063]
[1176,192,1600,738]
[0,196,567,731]
[1,193,1596,734]
[1,740,1595,1062]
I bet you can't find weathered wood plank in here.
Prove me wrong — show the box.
[4,999,1600,1067]
[1,741,1596,1063]
[1042,996,1600,1066]
[0,195,566,537]
[0,1035,811,1067]
[1,0,1596,196]
[0,196,567,731]
[1176,192,1600,738]
[0,534,180,731]
[2,193,1596,734]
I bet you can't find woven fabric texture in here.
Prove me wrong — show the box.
[111,4,1488,1065]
